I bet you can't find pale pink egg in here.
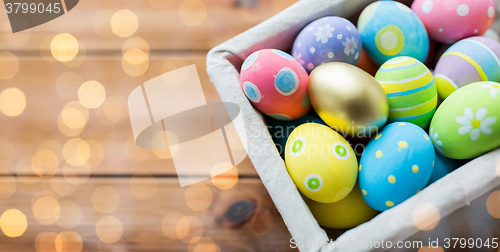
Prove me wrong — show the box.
[412,0,496,43]
[240,49,310,120]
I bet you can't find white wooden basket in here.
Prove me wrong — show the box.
[206,0,500,251]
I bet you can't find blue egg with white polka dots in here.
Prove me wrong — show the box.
[292,16,361,73]
[359,122,434,211]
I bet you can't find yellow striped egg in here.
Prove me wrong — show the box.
[375,57,437,128]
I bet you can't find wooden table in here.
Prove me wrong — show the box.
[0,0,299,251]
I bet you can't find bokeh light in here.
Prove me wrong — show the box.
[188,237,221,252]
[63,138,91,166]
[93,9,115,37]
[122,37,150,56]
[51,176,78,197]
[59,100,89,134]
[178,0,207,26]
[111,10,139,38]
[0,139,16,167]
[35,232,58,252]
[179,216,204,243]
[129,173,157,200]
[86,140,105,168]
[95,95,128,125]
[121,53,149,77]
[56,201,82,229]
[0,51,20,80]
[124,136,151,163]
[185,183,213,211]
[0,87,26,117]
[35,149,60,177]
[412,203,440,231]
[211,162,238,190]
[95,216,123,244]
[78,80,106,109]
[62,40,87,68]
[123,49,149,65]
[246,207,274,236]
[92,186,120,213]
[55,232,83,252]
[162,212,185,240]
[486,190,500,218]
[0,171,16,199]
[50,33,79,62]
[15,157,41,185]
[61,108,87,130]
[0,209,27,237]
[32,196,61,225]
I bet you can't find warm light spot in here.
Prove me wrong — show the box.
[129,173,157,199]
[179,216,204,243]
[35,232,58,252]
[121,55,149,77]
[35,149,60,174]
[96,95,128,125]
[15,157,41,185]
[63,163,91,185]
[58,114,85,137]
[124,136,151,163]
[78,80,106,109]
[0,87,26,117]
[185,183,213,211]
[418,246,444,252]
[162,212,185,240]
[412,165,419,173]
[51,176,78,197]
[412,203,440,230]
[32,196,61,225]
[189,237,220,252]
[0,51,19,80]
[246,207,273,236]
[0,139,16,168]
[486,191,500,218]
[0,209,27,237]
[57,201,82,229]
[123,49,148,65]
[160,58,190,85]
[55,232,83,252]
[111,9,139,38]
[211,162,238,190]
[93,9,115,37]
[51,33,79,62]
[376,150,383,158]
[122,37,150,55]
[63,138,90,166]
[92,186,120,213]
[0,171,16,199]
[96,216,123,244]
[63,40,86,68]
[149,0,176,8]
[178,0,207,26]
[86,140,104,168]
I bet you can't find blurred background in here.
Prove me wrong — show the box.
[0,0,301,251]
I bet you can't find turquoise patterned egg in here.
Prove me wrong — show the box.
[359,122,434,211]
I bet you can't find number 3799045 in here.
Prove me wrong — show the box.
[5,2,61,14]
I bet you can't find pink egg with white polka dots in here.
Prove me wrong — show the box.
[240,49,310,120]
[412,0,495,43]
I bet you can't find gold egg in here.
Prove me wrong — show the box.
[308,62,389,137]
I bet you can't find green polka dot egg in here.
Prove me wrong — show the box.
[358,0,429,65]
[429,81,500,159]
[375,56,437,128]
[285,123,358,203]
[359,122,434,211]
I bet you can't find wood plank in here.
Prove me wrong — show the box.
[0,0,300,52]
[0,176,296,251]
[0,53,259,176]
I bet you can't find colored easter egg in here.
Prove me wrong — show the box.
[308,62,389,137]
[358,0,430,65]
[434,36,500,99]
[304,183,378,229]
[359,122,434,211]
[285,123,358,203]
[375,56,438,128]
[292,16,361,72]
[426,153,458,186]
[412,0,495,43]
[269,115,326,156]
[240,49,310,120]
[429,81,500,159]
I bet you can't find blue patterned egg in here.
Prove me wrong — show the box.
[359,122,434,211]
[358,0,429,65]
[426,153,458,186]
[292,16,361,73]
